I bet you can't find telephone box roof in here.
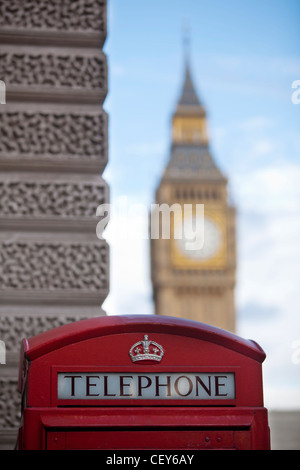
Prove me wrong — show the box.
[23,315,266,363]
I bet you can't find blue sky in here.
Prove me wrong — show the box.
[102,0,300,409]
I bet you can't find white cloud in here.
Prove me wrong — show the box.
[102,198,153,316]
[265,388,300,411]
[236,162,300,308]
[233,158,300,410]
[234,164,300,213]
[238,116,275,131]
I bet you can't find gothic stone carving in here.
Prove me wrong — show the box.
[0,181,107,218]
[0,379,20,429]
[0,110,107,162]
[1,49,107,90]
[0,315,88,352]
[0,241,108,291]
[0,0,106,33]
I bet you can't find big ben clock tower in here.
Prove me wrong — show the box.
[151,58,236,333]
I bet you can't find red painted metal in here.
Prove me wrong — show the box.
[17,315,270,450]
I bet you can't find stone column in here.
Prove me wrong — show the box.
[0,0,109,449]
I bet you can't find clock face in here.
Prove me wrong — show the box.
[175,216,222,260]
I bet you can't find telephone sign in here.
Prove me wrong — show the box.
[57,371,236,401]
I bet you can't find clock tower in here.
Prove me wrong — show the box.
[150,59,236,332]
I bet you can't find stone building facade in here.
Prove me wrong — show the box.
[0,0,109,449]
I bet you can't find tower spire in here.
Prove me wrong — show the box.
[177,22,202,109]
[182,19,191,68]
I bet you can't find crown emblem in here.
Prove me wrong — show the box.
[129,335,164,363]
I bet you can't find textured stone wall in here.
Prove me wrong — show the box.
[0,0,109,449]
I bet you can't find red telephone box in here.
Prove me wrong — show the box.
[17,315,270,450]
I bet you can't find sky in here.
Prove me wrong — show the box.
[102,0,300,410]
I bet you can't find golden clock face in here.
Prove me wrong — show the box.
[171,207,227,269]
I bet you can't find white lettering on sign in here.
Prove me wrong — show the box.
[57,372,235,400]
